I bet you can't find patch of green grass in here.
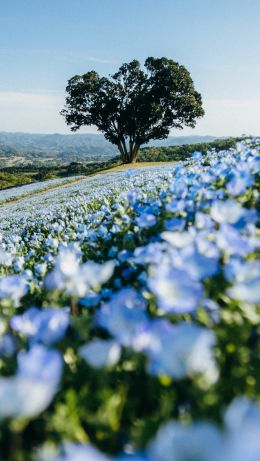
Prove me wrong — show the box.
[0,172,34,190]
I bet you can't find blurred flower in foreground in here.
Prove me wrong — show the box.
[37,442,111,461]
[45,248,115,297]
[97,288,148,346]
[221,397,260,461]
[148,266,203,313]
[148,421,222,461]
[79,339,121,368]
[0,345,62,419]
[11,307,70,345]
[140,321,218,383]
[227,260,260,304]
[210,200,257,228]
[0,274,28,306]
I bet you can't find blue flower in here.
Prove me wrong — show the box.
[195,212,214,231]
[133,242,165,265]
[178,245,220,281]
[192,150,203,160]
[165,199,185,213]
[216,224,252,256]
[17,344,62,384]
[0,274,28,306]
[79,339,121,369]
[117,453,147,461]
[148,420,222,461]
[164,217,186,232]
[136,213,156,229]
[45,253,115,297]
[11,307,70,345]
[148,266,203,313]
[117,249,132,263]
[0,333,16,357]
[161,231,194,248]
[211,200,257,228]
[221,398,260,461]
[144,321,218,383]
[227,170,253,196]
[38,443,111,461]
[96,288,148,346]
[225,397,260,431]
[0,345,63,419]
[227,261,260,305]
[0,249,12,267]
[80,293,101,308]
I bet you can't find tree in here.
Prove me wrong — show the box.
[61,57,205,164]
[67,162,85,174]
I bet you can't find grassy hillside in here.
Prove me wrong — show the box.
[0,137,241,190]
[0,172,34,189]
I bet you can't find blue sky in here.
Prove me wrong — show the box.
[1,0,260,135]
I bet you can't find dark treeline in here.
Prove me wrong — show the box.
[138,137,241,162]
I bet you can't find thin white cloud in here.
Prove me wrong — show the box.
[0,91,259,136]
[61,52,118,64]
[0,48,117,64]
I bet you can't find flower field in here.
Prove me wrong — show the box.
[0,139,260,461]
[0,175,86,206]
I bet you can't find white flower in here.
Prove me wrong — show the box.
[55,249,80,277]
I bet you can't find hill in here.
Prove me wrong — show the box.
[0,137,241,190]
[0,132,219,167]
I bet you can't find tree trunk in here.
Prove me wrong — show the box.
[117,141,140,164]
[129,145,140,163]
[117,142,128,163]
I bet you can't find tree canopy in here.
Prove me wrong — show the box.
[61,57,205,163]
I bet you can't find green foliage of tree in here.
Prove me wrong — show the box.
[34,170,58,181]
[61,58,204,163]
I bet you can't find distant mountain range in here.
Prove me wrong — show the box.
[0,131,219,167]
